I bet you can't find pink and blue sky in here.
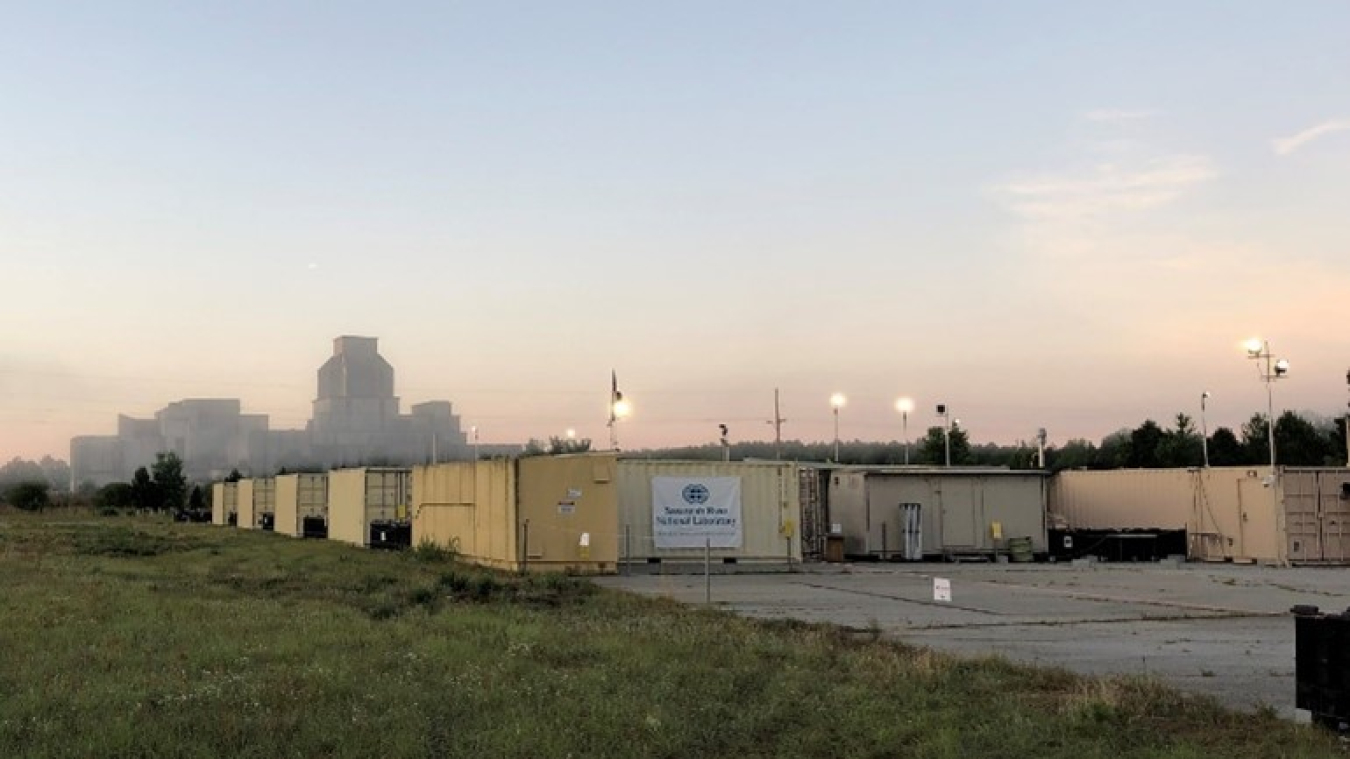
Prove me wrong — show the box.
[3,1,1349,461]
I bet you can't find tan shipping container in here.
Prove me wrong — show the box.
[236,479,256,530]
[616,460,801,567]
[211,481,237,526]
[412,454,619,572]
[829,468,1047,558]
[328,468,411,548]
[274,473,329,538]
[1049,467,1292,564]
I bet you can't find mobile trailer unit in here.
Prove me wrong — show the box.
[1050,466,1350,565]
[829,468,1048,560]
[412,454,619,573]
[211,481,238,526]
[236,479,255,530]
[616,460,802,571]
[274,473,329,538]
[254,477,277,531]
[328,467,412,549]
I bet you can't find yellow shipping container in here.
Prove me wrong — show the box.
[236,479,255,530]
[1049,467,1293,564]
[274,473,328,538]
[328,468,411,548]
[211,481,237,526]
[616,460,801,568]
[413,453,619,573]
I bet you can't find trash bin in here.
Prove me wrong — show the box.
[1292,605,1350,731]
[824,535,845,563]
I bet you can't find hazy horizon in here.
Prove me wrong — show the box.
[3,2,1348,462]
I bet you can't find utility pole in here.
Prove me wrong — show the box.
[766,388,786,459]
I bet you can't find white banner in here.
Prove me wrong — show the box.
[652,476,742,549]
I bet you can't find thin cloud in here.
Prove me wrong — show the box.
[996,155,1216,223]
[1272,118,1350,156]
[1083,108,1155,123]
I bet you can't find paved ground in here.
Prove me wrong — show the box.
[594,561,1350,719]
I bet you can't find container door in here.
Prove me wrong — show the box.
[798,469,826,560]
[900,503,923,560]
[1317,472,1350,563]
[940,479,979,549]
[1284,473,1321,563]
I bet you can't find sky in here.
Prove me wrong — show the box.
[3,1,1349,461]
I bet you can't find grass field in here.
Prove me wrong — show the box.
[0,510,1339,758]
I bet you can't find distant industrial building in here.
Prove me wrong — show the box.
[70,336,484,487]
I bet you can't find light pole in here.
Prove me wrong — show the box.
[1244,338,1288,472]
[1200,391,1210,468]
[830,393,846,462]
[895,397,914,465]
[470,425,480,461]
[936,403,952,467]
[718,423,730,462]
[608,370,630,451]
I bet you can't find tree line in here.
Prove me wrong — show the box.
[631,410,1349,471]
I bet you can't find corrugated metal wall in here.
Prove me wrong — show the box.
[412,455,619,572]
[328,468,410,547]
[236,479,256,530]
[211,482,237,526]
[1283,469,1350,564]
[830,470,1046,557]
[413,460,516,568]
[517,455,619,571]
[252,477,276,529]
[616,460,801,565]
[274,473,327,537]
[1050,467,1285,564]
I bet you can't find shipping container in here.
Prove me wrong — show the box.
[829,468,1048,559]
[616,460,801,569]
[211,481,237,526]
[274,473,329,538]
[249,477,276,531]
[327,468,412,548]
[412,454,619,572]
[236,479,255,530]
[1047,467,1350,565]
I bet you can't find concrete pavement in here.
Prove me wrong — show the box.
[595,561,1350,718]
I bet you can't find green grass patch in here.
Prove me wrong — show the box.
[0,512,1338,758]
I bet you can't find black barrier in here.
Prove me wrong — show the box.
[369,520,412,551]
[1292,605,1350,731]
[301,516,328,539]
[1048,528,1187,562]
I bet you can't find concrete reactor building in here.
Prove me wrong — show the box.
[70,336,472,487]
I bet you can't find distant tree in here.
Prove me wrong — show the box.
[546,436,592,455]
[95,483,135,510]
[3,481,50,511]
[0,457,47,490]
[1207,427,1245,466]
[189,485,207,511]
[1274,411,1333,466]
[224,468,243,483]
[151,452,188,513]
[39,455,70,492]
[1048,439,1098,471]
[1125,420,1166,468]
[917,426,971,465]
[130,467,159,511]
[1241,413,1270,464]
[1155,413,1203,468]
[1097,430,1131,469]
